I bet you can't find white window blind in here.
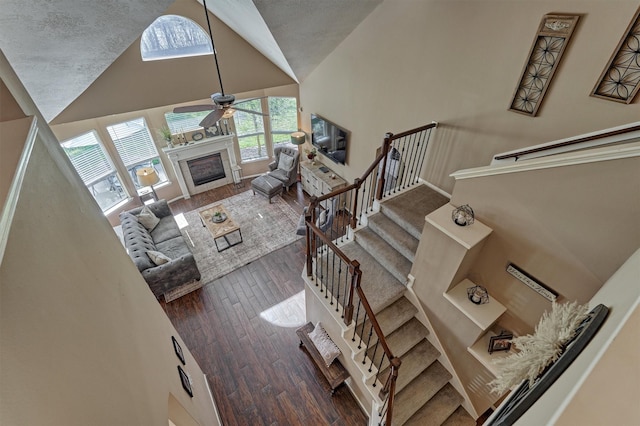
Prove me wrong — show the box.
[61,131,114,186]
[107,118,159,168]
[165,111,210,134]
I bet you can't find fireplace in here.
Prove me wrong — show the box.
[162,134,239,199]
[187,153,225,186]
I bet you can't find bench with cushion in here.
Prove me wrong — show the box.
[119,200,201,300]
[296,322,349,395]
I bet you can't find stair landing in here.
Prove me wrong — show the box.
[380,184,449,239]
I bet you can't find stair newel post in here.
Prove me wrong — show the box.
[376,134,393,200]
[350,178,361,229]
[305,196,318,277]
[381,357,401,426]
[343,260,361,325]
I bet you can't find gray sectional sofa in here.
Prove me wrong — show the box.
[119,200,200,299]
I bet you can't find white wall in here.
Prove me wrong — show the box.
[516,249,640,426]
[1,52,219,426]
[299,0,640,192]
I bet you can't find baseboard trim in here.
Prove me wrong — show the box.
[419,178,452,199]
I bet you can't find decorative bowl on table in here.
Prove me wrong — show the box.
[211,212,227,223]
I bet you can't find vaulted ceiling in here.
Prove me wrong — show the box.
[0,0,381,123]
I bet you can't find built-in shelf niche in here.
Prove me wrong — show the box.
[427,204,512,378]
[444,279,506,332]
[467,331,513,376]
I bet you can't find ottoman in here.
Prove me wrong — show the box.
[251,174,283,203]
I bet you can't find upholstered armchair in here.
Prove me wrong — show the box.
[268,147,300,191]
[296,197,338,236]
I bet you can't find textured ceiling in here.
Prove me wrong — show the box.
[0,0,381,123]
[0,0,174,122]
[253,0,382,81]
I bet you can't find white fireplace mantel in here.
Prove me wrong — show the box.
[162,134,237,199]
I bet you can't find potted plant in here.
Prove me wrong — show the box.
[157,126,173,147]
[305,147,317,164]
[212,211,225,223]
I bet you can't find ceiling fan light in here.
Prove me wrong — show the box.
[222,108,236,119]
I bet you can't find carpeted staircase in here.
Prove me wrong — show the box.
[342,184,476,426]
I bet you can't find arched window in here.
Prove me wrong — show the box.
[141,15,212,61]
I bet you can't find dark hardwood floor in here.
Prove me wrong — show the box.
[161,179,368,425]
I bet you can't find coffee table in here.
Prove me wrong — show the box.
[198,205,243,252]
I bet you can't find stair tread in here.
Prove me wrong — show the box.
[441,406,476,426]
[327,241,406,314]
[355,228,412,284]
[381,338,440,393]
[392,361,452,426]
[357,297,417,345]
[381,185,449,239]
[368,213,419,262]
[405,383,464,426]
[367,318,428,369]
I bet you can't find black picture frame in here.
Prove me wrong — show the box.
[488,332,513,354]
[178,365,193,397]
[172,336,185,365]
[204,125,220,138]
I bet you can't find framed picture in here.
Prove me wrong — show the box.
[178,365,193,397]
[172,336,185,365]
[508,14,580,116]
[204,125,219,138]
[489,332,513,354]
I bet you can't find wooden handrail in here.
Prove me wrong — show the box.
[388,122,437,140]
[494,124,640,161]
[353,284,396,358]
[303,122,438,426]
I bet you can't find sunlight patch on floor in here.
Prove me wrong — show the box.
[260,290,306,328]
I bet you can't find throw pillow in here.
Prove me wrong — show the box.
[147,250,171,266]
[317,209,328,227]
[277,153,295,172]
[138,205,160,231]
[308,322,341,367]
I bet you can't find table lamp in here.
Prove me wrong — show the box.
[137,167,160,201]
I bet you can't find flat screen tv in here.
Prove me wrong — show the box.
[311,113,349,165]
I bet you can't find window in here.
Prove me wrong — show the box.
[106,118,168,189]
[164,110,211,134]
[61,131,127,212]
[234,99,267,162]
[140,15,212,61]
[269,97,298,151]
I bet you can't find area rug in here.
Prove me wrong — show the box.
[176,190,302,285]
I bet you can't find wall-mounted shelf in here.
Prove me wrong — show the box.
[443,279,506,331]
[426,204,493,250]
[467,331,513,376]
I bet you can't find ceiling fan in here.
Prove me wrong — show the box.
[173,0,267,129]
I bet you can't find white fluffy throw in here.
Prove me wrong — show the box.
[489,301,589,394]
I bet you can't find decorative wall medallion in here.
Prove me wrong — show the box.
[591,7,640,104]
[509,14,580,116]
